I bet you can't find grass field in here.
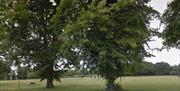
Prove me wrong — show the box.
[0,76,179,91]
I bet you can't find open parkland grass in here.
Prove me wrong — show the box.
[0,76,180,91]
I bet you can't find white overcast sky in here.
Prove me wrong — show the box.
[145,0,180,66]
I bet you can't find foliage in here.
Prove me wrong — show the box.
[154,62,171,75]
[27,71,39,79]
[0,61,8,79]
[63,70,80,77]
[0,0,69,88]
[161,0,180,76]
[161,0,180,48]
[169,65,180,76]
[79,68,90,77]
[0,0,167,91]
[18,67,28,79]
[127,61,179,76]
[134,61,156,76]
[55,0,159,91]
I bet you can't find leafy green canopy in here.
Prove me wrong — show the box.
[0,61,7,74]
[0,0,72,88]
[162,0,180,48]
[54,0,158,81]
[0,0,10,56]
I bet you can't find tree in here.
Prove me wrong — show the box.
[154,62,171,75]
[18,66,28,79]
[161,0,180,76]
[27,70,39,79]
[57,0,158,91]
[170,65,180,76]
[161,0,180,48]
[0,0,72,88]
[0,61,7,79]
[0,0,10,79]
[136,61,155,76]
[174,65,180,76]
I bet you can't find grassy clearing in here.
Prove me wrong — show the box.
[0,76,179,91]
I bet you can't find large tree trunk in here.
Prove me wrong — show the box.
[46,66,54,88]
[106,78,117,91]
[46,76,54,88]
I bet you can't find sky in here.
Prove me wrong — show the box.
[145,0,180,66]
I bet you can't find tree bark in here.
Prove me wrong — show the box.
[106,78,116,91]
[46,65,54,88]
[46,76,54,88]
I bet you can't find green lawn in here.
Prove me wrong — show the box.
[0,76,179,91]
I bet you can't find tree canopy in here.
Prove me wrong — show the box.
[162,0,180,48]
[0,0,161,91]
[54,0,158,91]
[0,0,68,88]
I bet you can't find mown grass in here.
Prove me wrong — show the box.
[0,76,179,91]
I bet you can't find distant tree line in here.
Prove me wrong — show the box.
[62,62,180,76]
[0,61,179,80]
[63,61,180,76]
[126,62,180,76]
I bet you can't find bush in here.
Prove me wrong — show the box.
[27,71,39,79]
[63,70,80,77]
